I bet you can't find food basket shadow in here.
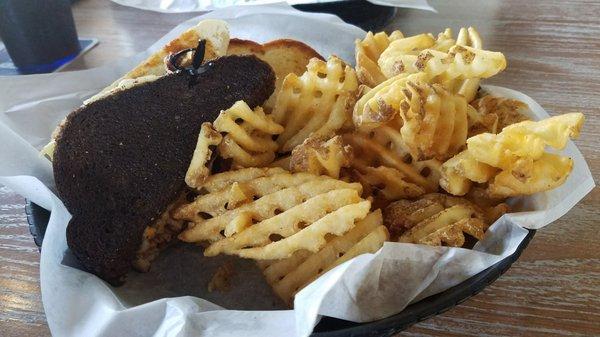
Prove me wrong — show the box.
[26,200,535,336]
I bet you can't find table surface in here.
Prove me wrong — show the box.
[1,0,599,336]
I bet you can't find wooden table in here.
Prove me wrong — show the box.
[1,0,598,336]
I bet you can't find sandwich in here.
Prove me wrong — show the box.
[50,20,277,284]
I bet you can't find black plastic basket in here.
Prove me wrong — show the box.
[25,201,534,336]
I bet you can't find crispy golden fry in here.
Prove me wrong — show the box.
[290,135,352,178]
[199,167,286,192]
[270,155,291,170]
[469,95,530,136]
[353,28,489,131]
[205,188,363,254]
[343,121,442,204]
[439,27,483,102]
[355,31,404,87]
[399,81,469,161]
[212,198,371,260]
[175,169,363,244]
[176,173,337,235]
[467,113,583,169]
[403,214,487,247]
[379,42,506,82]
[185,123,223,188]
[353,72,428,130]
[488,153,573,197]
[501,112,583,149]
[384,194,500,246]
[272,56,359,152]
[439,151,497,196]
[440,113,584,197]
[350,166,425,202]
[365,27,501,104]
[463,187,510,223]
[214,101,284,168]
[259,210,387,305]
[176,167,371,260]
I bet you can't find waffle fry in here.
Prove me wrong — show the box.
[439,27,483,102]
[259,210,387,305]
[353,72,428,130]
[272,56,359,152]
[384,193,499,246]
[289,135,352,178]
[343,117,442,205]
[469,95,530,136]
[355,27,496,103]
[200,167,287,192]
[214,101,284,168]
[441,113,584,197]
[175,169,364,245]
[208,195,371,259]
[349,166,425,206]
[379,40,506,83]
[185,123,223,188]
[353,29,489,131]
[439,151,497,196]
[399,81,469,161]
[355,31,404,87]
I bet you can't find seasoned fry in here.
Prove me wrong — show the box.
[384,193,504,246]
[439,27,483,102]
[350,166,425,202]
[272,56,359,152]
[290,135,353,178]
[356,27,500,103]
[440,113,584,197]
[176,169,363,243]
[399,81,469,161]
[214,198,371,260]
[343,121,442,205]
[439,151,497,196]
[214,101,284,168]
[353,72,428,130]
[260,210,387,305]
[185,123,223,188]
[176,167,373,260]
[488,153,573,197]
[379,42,506,83]
[469,95,530,136]
[200,167,287,192]
[355,31,404,87]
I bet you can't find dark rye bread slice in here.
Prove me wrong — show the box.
[53,55,275,285]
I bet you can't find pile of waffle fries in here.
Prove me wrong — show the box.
[175,27,584,305]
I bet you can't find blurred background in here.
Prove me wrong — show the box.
[0,0,413,75]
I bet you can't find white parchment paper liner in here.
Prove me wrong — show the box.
[0,4,593,337]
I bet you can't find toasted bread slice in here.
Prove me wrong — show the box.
[55,55,275,285]
[42,19,230,160]
[227,38,323,110]
[96,19,230,100]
